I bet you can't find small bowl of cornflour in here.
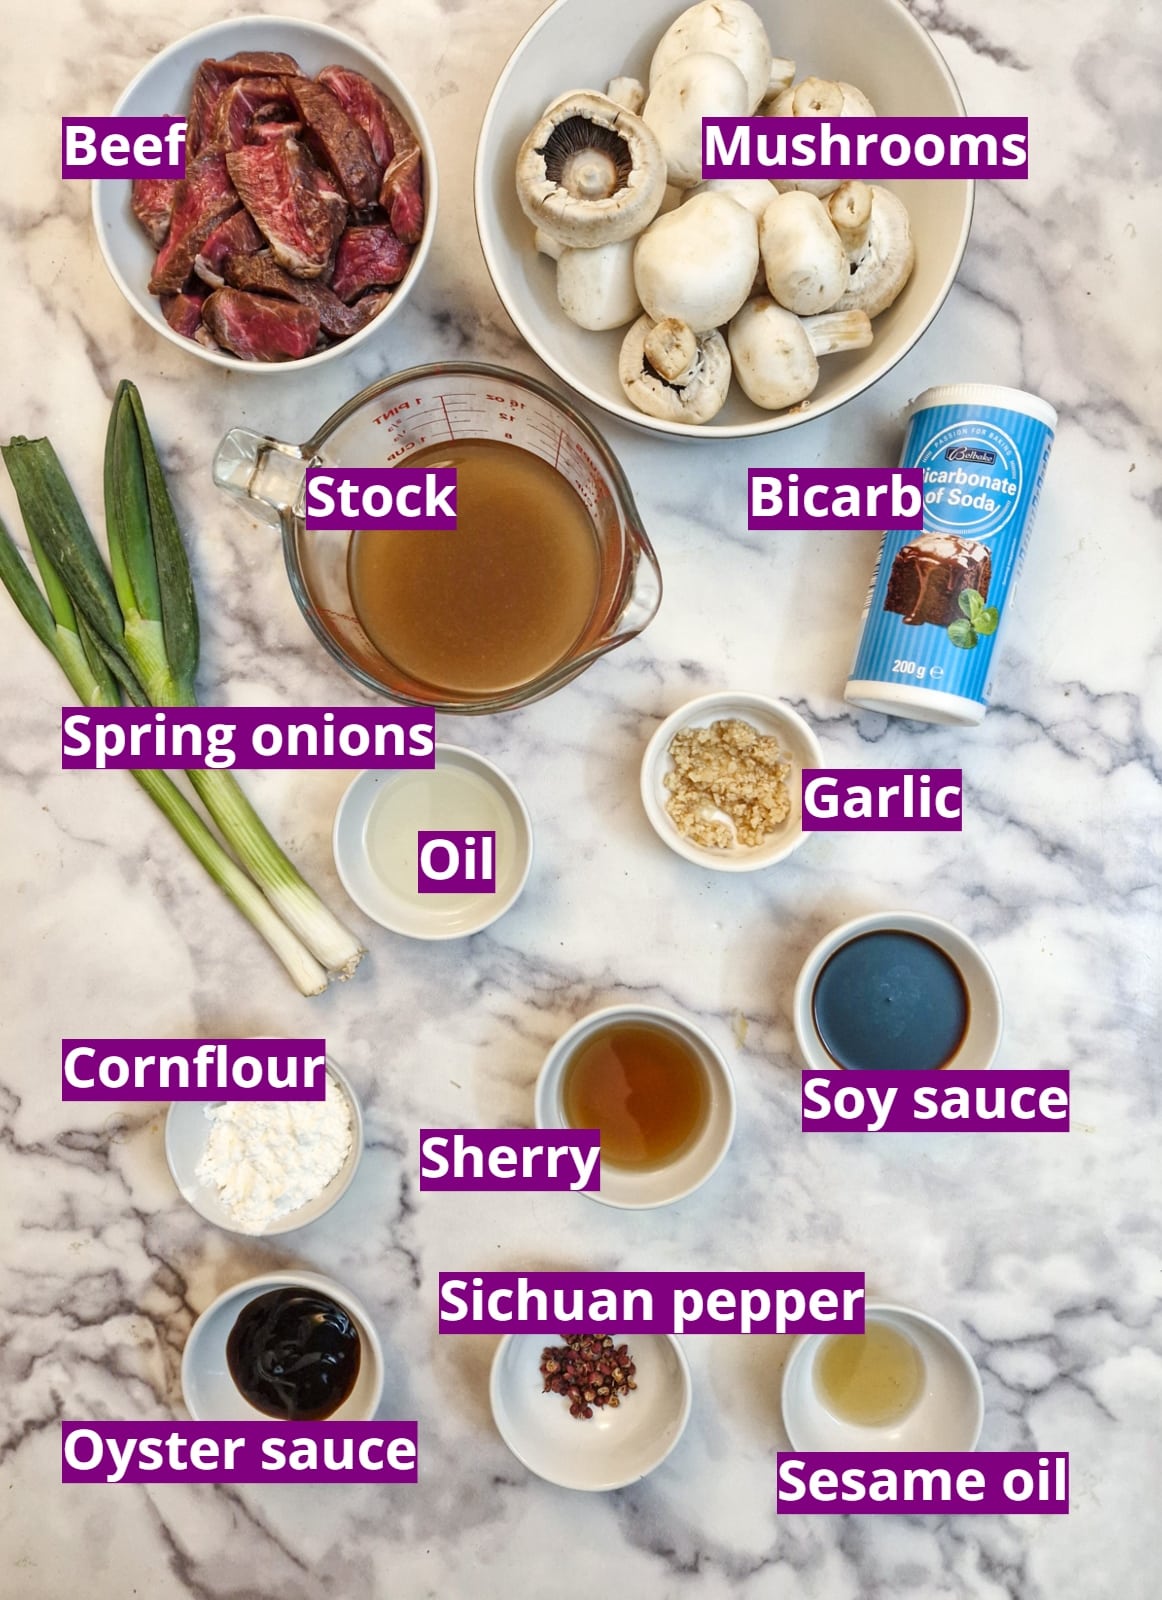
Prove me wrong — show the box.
[165,1059,363,1236]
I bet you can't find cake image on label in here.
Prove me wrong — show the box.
[883,533,992,627]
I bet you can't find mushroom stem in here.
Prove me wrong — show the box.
[801,309,873,355]
[644,317,699,383]
[827,181,873,257]
[766,57,797,99]
[792,77,845,116]
[561,147,621,201]
[607,76,646,115]
[535,227,564,260]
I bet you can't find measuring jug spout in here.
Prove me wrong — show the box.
[213,428,306,528]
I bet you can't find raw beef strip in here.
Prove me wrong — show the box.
[330,225,412,303]
[381,147,424,244]
[148,151,238,294]
[208,77,294,151]
[202,288,320,361]
[225,137,345,279]
[131,177,179,246]
[187,52,301,155]
[316,65,393,168]
[194,208,263,287]
[224,249,389,337]
[248,118,302,144]
[364,85,424,243]
[160,289,207,338]
[286,77,379,208]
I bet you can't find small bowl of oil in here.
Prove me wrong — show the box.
[781,1302,984,1451]
[333,744,533,940]
[534,1004,737,1209]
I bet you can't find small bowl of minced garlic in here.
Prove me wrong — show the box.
[165,1058,364,1236]
[640,691,823,872]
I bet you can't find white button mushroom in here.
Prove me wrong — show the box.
[633,191,759,333]
[619,313,732,423]
[649,0,773,113]
[768,77,877,198]
[643,52,750,189]
[727,296,872,409]
[759,190,848,315]
[828,184,916,319]
[516,90,667,247]
[684,176,777,223]
[556,237,642,330]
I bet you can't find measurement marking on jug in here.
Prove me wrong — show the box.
[554,429,563,472]
[439,395,455,441]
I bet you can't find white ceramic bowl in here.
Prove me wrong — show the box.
[535,1004,736,1208]
[181,1269,385,1422]
[641,691,822,872]
[92,15,438,371]
[792,910,1004,1071]
[475,0,971,438]
[781,1301,984,1450]
[332,745,534,940]
[491,1331,692,1489]
[164,1058,363,1236]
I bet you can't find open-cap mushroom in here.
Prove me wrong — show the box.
[619,312,732,423]
[649,0,773,113]
[830,184,915,318]
[643,52,750,188]
[556,237,642,330]
[634,191,759,332]
[728,296,872,409]
[769,78,877,197]
[516,90,667,248]
[759,190,847,315]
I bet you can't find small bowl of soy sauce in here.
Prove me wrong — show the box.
[792,911,1003,1073]
[181,1270,384,1422]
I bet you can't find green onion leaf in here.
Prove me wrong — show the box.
[0,513,61,655]
[105,381,161,627]
[123,380,199,691]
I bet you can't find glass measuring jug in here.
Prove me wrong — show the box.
[212,363,662,714]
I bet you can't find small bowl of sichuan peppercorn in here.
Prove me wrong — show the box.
[489,1331,692,1491]
[91,15,437,368]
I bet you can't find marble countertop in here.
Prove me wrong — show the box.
[1,0,1159,1595]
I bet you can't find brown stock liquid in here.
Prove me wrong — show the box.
[561,1020,710,1171]
[348,438,600,697]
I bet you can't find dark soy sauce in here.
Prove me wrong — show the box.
[812,930,969,1071]
[227,1287,361,1420]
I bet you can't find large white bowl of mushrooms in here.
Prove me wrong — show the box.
[475,0,972,437]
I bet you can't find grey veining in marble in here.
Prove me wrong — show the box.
[1,0,1160,1596]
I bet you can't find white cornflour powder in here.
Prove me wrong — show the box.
[196,1074,354,1232]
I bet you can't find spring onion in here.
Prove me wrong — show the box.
[0,380,366,991]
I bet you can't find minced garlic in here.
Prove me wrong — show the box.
[663,718,791,848]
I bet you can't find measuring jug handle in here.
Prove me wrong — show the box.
[212,428,306,528]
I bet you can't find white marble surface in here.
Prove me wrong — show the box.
[1,0,1160,1596]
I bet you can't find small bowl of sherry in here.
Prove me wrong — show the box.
[535,1004,736,1209]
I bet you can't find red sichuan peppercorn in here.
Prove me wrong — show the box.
[540,1333,638,1420]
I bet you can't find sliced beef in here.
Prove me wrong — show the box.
[330,225,412,303]
[381,147,424,244]
[160,290,207,338]
[285,77,379,209]
[248,118,303,144]
[194,208,263,287]
[187,52,301,156]
[202,288,320,361]
[316,65,393,168]
[224,249,389,337]
[208,77,295,151]
[148,151,238,295]
[131,177,179,246]
[225,137,346,279]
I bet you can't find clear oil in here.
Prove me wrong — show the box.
[815,1321,925,1427]
[348,438,600,698]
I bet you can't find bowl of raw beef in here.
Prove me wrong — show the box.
[92,16,437,368]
